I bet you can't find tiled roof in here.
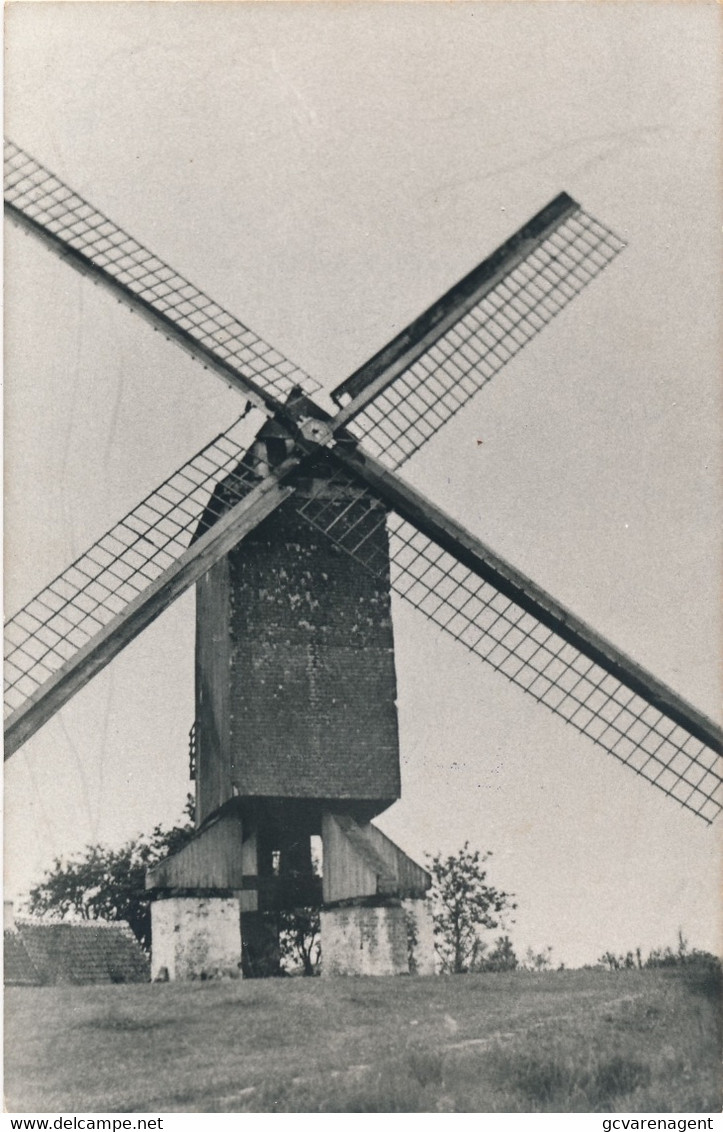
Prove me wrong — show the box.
[3,929,41,986]
[4,918,150,985]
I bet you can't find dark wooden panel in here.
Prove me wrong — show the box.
[195,559,232,824]
[225,497,401,801]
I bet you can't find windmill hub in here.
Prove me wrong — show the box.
[296,416,335,448]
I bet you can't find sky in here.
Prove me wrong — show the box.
[4,2,721,969]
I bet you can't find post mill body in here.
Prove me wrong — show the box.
[147,421,432,977]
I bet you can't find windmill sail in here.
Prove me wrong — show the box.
[296,452,723,824]
[4,140,320,414]
[7,140,720,825]
[332,194,625,469]
[4,421,301,756]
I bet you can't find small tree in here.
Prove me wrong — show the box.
[27,796,322,974]
[599,950,621,971]
[523,944,554,972]
[477,934,519,972]
[427,842,516,974]
[26,797,196,951]
[278,907,321,976]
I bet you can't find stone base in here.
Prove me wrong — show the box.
[402,898,437,975]
[321,900,435,977]
[150,895,242,981]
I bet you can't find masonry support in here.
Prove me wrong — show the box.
[150,895,242,981]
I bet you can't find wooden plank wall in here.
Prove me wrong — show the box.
[195,559,232,823]
[367,824,431,897]
[321,812,430,903]
[146,810,247,891]
[321,813,380,903]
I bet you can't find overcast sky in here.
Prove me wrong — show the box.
[4,2,721,967]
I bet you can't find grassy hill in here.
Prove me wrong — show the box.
[5,967,721,1113]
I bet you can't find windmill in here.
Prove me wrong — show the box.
[5,140,722,978]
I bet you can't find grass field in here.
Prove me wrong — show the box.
[5,967,721,1113]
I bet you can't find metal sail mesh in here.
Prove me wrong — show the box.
[4,420,262,720]
[295,467,722,824]
[340,208,625,469]
[4,140,319,402]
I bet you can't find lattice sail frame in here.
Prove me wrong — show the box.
[295,465,722,824]
[335,202,626,469]
[4,140,319,405]
[4,419,263,719]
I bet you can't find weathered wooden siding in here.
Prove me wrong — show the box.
[321,812,388,903]
[322,812,431,903]
[367,823,431,897]
[195,558,231,823]
[226,496,401,802]
[146,810,246,891]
